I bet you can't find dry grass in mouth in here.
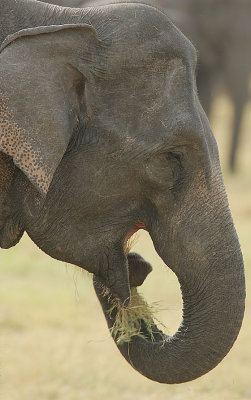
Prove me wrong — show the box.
[66,234,166,345]
[107,287,166,345]
[125,233,139,253]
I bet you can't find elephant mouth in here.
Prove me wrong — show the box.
[123,222,147,251]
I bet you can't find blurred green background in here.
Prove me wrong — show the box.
[0,94,250,399]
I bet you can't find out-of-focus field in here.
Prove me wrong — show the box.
[0,95,250,400]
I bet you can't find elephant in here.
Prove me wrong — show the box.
[0,0,245,385]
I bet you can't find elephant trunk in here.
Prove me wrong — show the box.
[94,245,245,383]
[93,176,245,383]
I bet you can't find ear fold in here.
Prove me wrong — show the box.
[0,24,99,196]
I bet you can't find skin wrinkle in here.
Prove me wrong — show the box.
[170,170,237,269]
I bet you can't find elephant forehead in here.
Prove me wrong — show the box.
[92,3,196,68]
[89,3,196,78]
[97,3,178,42]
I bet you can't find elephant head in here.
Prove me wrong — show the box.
[0,3,245,383]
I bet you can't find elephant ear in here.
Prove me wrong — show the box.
[0,24,100,196]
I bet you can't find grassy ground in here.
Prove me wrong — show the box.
[0,95,250,400]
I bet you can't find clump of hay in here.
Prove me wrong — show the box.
[66,234,166,344]
[107,287,166,345]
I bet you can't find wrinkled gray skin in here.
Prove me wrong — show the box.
[65,0,251,172]
[0,0,245,384]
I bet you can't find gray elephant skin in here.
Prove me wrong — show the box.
[60,0,251,172]
[0,0,245,385]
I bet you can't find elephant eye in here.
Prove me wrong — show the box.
[165,152,183,163]
[150,150,184,179]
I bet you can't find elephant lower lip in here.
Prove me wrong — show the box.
[123,222,147,251]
